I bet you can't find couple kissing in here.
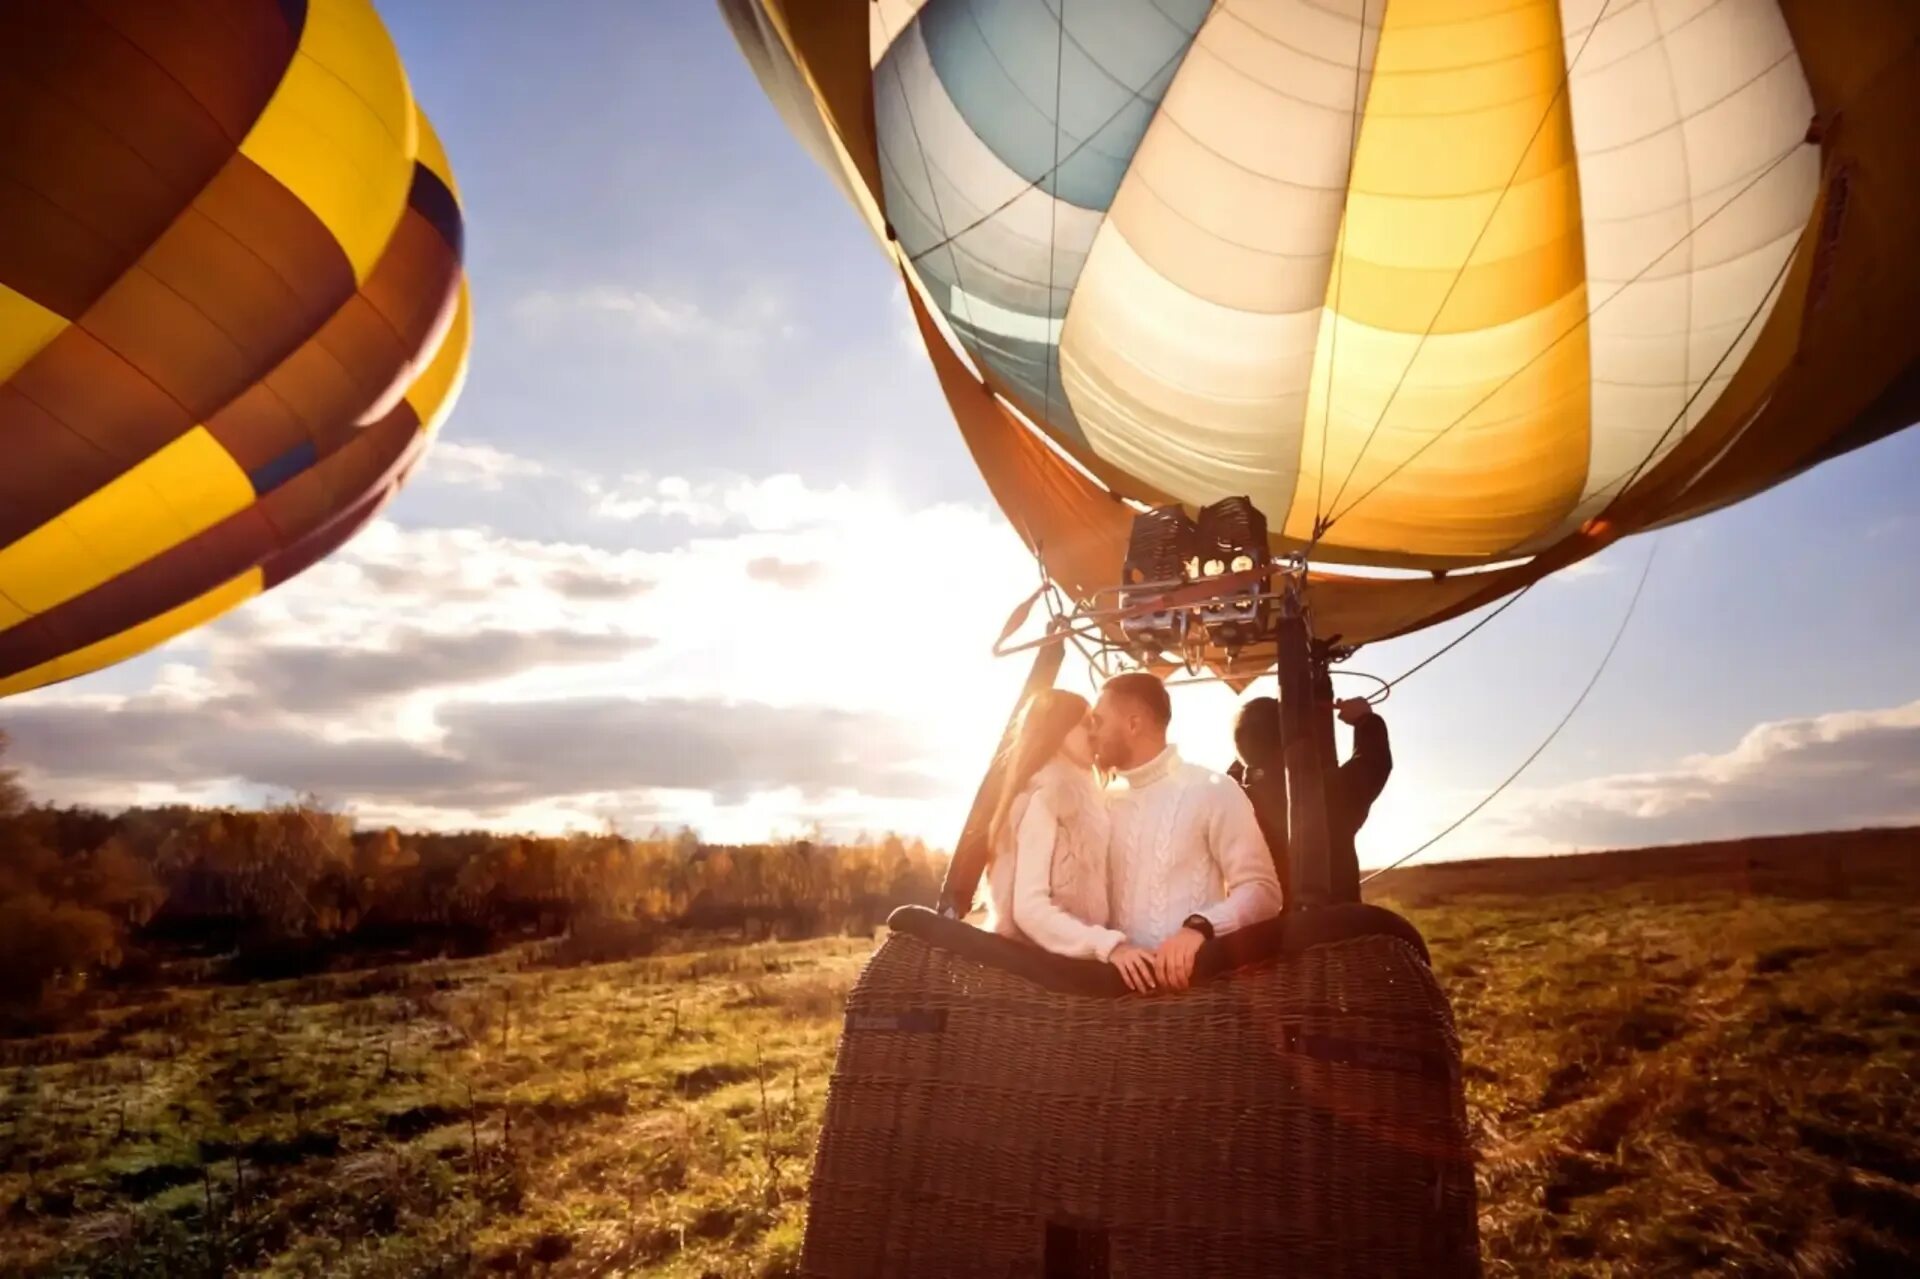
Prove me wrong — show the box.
[981,672,1283,994]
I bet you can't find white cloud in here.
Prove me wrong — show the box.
[745,557,827,590]
[512,283,793,349]
[423,441,550,491]
[587,470,891,532]
[1488,698,1920,850]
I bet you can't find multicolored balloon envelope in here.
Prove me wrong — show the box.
[0,0,469,697]
[724,0,1920,652]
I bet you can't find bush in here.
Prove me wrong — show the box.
[0,892,123,1010]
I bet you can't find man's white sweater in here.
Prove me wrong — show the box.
[1105,744,1283,947]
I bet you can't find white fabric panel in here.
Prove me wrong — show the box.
[875,21,1102,343]
[871,0,933,67]
[1060,0,1382,521]
[1060,225,1329,517]
[1538,0,1816,546]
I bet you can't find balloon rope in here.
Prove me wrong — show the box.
[1373,582,1536,698]
[1041,0,1066,433]
[1316,0,1618,536]
[1359,537,1659,887]
[905,4,1218,268]
[885,53,985,345]
[1310,0,1376,537]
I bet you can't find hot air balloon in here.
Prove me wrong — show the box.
[724,1,1920,1274]
[0,0,470,698]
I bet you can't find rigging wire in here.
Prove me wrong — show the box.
[1041,0,1067,435]
[1370,582,1536,699]
[1310,0,1376,537]
[885,51,986,348]
[1359,536,1661,887]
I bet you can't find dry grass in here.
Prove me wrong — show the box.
[2,835,1917,1276]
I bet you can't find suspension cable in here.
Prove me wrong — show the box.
[1041,0,1067,433]
[1310,0,1376,536]
[885,51,984,344]
[1359,537,1660,886]
[1372,582,1536,699]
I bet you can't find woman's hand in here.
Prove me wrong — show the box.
[1108,942,1157,993]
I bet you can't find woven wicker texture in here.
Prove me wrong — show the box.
[803,929,1479,1278]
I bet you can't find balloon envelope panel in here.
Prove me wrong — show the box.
[0,0,469,696]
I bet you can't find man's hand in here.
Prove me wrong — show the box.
[1336,697,1375,726]
[1153,926,1206,991]
[1108,942,1157,993]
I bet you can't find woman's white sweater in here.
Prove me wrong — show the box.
[983,758,1126,961]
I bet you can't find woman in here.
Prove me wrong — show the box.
[983,690,1158,992]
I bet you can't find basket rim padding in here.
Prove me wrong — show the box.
[884,902,1430,999]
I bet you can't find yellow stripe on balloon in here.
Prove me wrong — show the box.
[0,283,68,383]
[0,427,254,617]
[406,278,472,437]
[0,569,263,699]
[240,0,417,282]
[1285,0,1590,558]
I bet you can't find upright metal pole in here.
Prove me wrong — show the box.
[1310,648,1361,902]
[938,629,1068,917]
[1276,587,1332,908]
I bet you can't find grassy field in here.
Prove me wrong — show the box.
[3,833,1918,1277]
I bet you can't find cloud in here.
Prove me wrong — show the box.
[588,471,883,532]
[423,441,549,491]
[400,435,890,549]
[745,557,826,590]
[225,629,650,714]
[1493,699,1920,849]
[547,567,654,601]
[512,284,792,349]
[4,693,936,812]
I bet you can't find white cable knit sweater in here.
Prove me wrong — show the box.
[1104,745,1283,948]
[983,759,1126,961]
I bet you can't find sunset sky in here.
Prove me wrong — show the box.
[5,2,1919,867]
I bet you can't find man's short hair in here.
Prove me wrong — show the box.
[1104,671,1172,728]
[1234,696,1281,764]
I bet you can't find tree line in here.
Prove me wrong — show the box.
[0,734,945,1016]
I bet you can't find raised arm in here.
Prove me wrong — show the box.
[1197,777,1284,935]
[1335,709,1393,816]
[1010,792,1129,961]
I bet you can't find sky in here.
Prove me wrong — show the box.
[5,3,1920,866]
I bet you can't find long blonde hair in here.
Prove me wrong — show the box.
[987,690,1091,856]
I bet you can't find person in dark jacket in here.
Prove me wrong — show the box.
[1228,696,1391,905]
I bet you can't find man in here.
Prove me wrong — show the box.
[1088,672,1282,991]
[1229,695,1392,905]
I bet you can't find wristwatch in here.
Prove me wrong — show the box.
[1181,913,1215,941]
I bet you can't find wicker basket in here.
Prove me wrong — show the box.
[802,908,1478,1278]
